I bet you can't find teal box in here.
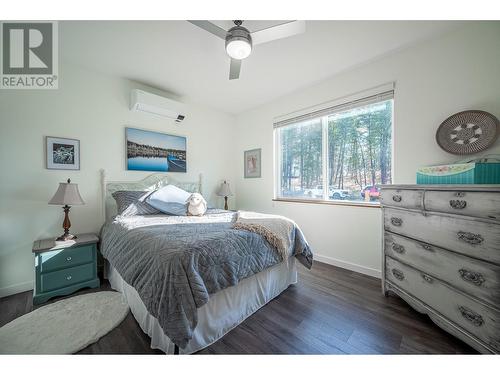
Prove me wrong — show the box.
[417,163,500,184]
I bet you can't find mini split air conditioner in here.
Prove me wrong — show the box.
[130,89,186,123]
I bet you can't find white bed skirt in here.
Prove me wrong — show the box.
[107,257,298,354]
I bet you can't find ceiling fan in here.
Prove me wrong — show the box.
[188,20,306,80]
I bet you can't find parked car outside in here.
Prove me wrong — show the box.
[330,188,350,200]
[360,185,380,200]
[304,185,350,200]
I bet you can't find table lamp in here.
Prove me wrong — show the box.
[216,180,233,210]
[49,178,85,241]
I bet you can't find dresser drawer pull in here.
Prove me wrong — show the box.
[66,256,72,261]
[66,275,72,281]
[458,306,484,327]
[457,231,484,245]
[392,195,402,203]
[421,243,433,251]
[459,269,485,286]
[392,269,405,281]
[390,217,403,226]
[449,200,467,209]
[391,243,405,254]
[421,274,434,283]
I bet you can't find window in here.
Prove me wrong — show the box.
[275,90,393,205]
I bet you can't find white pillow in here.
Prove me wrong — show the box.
[147,185,191,205]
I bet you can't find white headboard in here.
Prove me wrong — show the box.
[100,169,202,221]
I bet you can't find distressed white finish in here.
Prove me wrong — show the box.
[381,185,500,354]
[386,257,500,352]
[379,188,423,210]
[385,232,500,307]
[384,207,500,264]
[424,190,500,220]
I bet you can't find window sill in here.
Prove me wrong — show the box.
[272,198,381,208]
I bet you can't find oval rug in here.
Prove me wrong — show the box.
[0,291,129,354]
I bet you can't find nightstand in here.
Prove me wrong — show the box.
[32,233,100,305]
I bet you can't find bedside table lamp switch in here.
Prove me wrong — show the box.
[49,178,85,242]
[216,180,233,210]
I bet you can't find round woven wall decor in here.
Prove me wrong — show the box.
[436,110,499,155]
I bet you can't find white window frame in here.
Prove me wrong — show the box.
[273,83,395,207]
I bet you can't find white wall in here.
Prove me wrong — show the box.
[0,62,236,297]
[234,22,500,277]
[1,22,499,297]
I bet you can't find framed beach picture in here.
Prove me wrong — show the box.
[126,127,187,172]
[244,148,261,178]
[46,136,80,170]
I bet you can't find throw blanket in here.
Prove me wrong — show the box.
[233,211,295,262]
[100,210,313,349]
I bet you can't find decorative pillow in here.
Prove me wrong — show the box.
[147,201,188,216]
[146,185,192,216]
[147,184,192,204]
[112,191,161,216]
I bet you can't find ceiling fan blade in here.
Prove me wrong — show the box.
[188,21,227,39]
[251,20,306,45]
[229,59,241,80]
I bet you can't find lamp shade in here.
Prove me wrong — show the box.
[48,179,85,205]
[216,180,233,197]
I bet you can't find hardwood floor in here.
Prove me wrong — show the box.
[0,261,476,354]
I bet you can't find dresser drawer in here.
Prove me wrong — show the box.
[385,232,500,306]
[424,191,500,221]
[380,188,423,210]
[386,257,500,351]
[39,244,95,273]
[40,263,95,293]
[384,207,500,264]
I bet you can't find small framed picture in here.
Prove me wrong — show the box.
[244,148,261,178]
[46,136,80,170]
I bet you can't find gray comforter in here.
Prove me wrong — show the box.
[100,209,313,348]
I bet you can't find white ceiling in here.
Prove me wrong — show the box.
[60,21,464,115]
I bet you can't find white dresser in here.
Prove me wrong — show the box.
[380,185,500,354]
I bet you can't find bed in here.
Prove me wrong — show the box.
[99,170,312,354]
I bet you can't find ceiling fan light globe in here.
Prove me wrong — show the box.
[225,39,252,60]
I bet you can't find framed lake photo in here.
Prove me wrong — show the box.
[46,136,80,170]
[126,127,187,172]
[244,148,261,178]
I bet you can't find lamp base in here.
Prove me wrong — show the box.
[56,205,77,242]
[55,233,77,242]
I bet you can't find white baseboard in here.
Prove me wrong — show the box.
[314,254,381,279]
[0,280,33,299]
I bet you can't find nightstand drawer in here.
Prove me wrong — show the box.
[39,244,94,273]
[40,263,95,293]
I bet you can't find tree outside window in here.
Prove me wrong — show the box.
[276,98,393,204]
